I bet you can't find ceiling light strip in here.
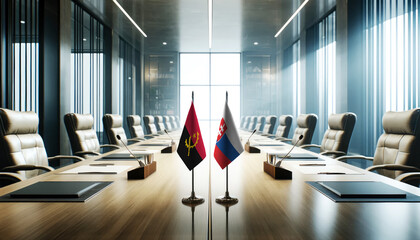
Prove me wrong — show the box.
[274,0,309,38]
[208,0,213,49]
[112,0,147,37]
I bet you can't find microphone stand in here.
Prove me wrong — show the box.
[245,129,260,153]
[274,135,303,167]
[117,135,145,167]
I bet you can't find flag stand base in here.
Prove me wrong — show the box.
[216,192,238,204]
[182,192,205,204]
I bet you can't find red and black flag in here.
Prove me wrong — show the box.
[177,102,206,170]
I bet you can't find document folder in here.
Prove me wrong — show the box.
[9,182,101,198]
[318,181,407,198]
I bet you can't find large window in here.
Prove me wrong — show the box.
[316,11,336,142]
[180,53,241,150]
[282,40,301,125]
[365,0,419,153]
[70,2,105,137]
[5,0,39,112]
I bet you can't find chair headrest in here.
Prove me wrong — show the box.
[297,114,317,128]
[155,116,163,123]
[164,116,170,121]
[144,115,154,124]
[257,116,264,122]
[104,114,123,128]
[328,113,356,130]
[382,109,420,135]
[72,113,94,130]
[128,115,141,125]
[265,115,277,125]
[279,115,292,126]
[0,108,38,135]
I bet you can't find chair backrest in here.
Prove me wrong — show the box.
[276,115,293,138]
[255,116,266,132]
[262,116,277,134]
[248,116,258,131]
[174,116,180,129]
[320,113,357,154]
[163,116,172,131]
[170,116,177,129]
[143,115,158,134]
[64,113,100,154]
[127,115,145,138]
[0,108,48,179]
[244,116,251,129]
[103,114,127,146]
[240,116,246,128]
[291,114,317,146]
[373,109,420,178]
[154,116,165,132]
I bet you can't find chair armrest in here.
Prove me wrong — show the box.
[74,150,101,158]
[366,164,420,173]
[300,144,321,149]
[100,144,121,150]
[2,165,54,173]
[0,172,24,184]
[319,150,347,158]
[395,172,420,183]
[48,155,84,165]
[335,155,374,162]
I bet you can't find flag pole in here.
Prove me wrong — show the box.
[216,91,238,205]
[182,91,204,205]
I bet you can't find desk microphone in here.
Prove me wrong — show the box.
[246,129,257,144]
[275,135,303,167]
[164,129,174,143]
[117,135,145,167]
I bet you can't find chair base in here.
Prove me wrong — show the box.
[244,142,260,153]
[263,161,292,180]
[127,161,157,179]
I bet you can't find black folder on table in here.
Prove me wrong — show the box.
[318,181,407,198]
[0,181,112,202]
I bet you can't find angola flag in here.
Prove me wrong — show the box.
[177,102,206,170]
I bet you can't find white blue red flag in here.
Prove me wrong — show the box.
[214,101,244,169]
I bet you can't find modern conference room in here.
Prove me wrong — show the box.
[1,0,420,239]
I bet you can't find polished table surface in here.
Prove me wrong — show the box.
[0,132,419,239]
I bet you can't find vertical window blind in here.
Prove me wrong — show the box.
[7,0,39,112]
[70,2,105,137]
[365,0,419,153]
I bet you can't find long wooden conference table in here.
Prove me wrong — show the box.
[0,131,419,239]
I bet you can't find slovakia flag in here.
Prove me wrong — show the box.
[214,102,244,169]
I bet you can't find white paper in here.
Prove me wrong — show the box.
[297,165,362,175]
[59,165,133,174]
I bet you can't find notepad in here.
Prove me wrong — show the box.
[318,181,407,198]
[9,182,101,198]
[277,153,318,159]
[59,165,132,174]
[102,151,147,159]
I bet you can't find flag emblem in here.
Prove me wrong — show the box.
[177,102,206,170]
[214,102,244,169]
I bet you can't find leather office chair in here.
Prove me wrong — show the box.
[248,116,257,131]
[154,116,165,132]
[255,116,266,133]
[163,116,172,131]
[337,109,420,179]
[64,113,120,158]
[170,116,177,130]
[127,115,149,139]
[243,116,251,130]
[273,115,293,139]
[261,115,277,134]
[0,109,83,186]
[301,112,356,158]
[103,114,141,147]
[281,114,317,146]
[175,116,180,129]
[240,116,246,129]
[143,115,159,135]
